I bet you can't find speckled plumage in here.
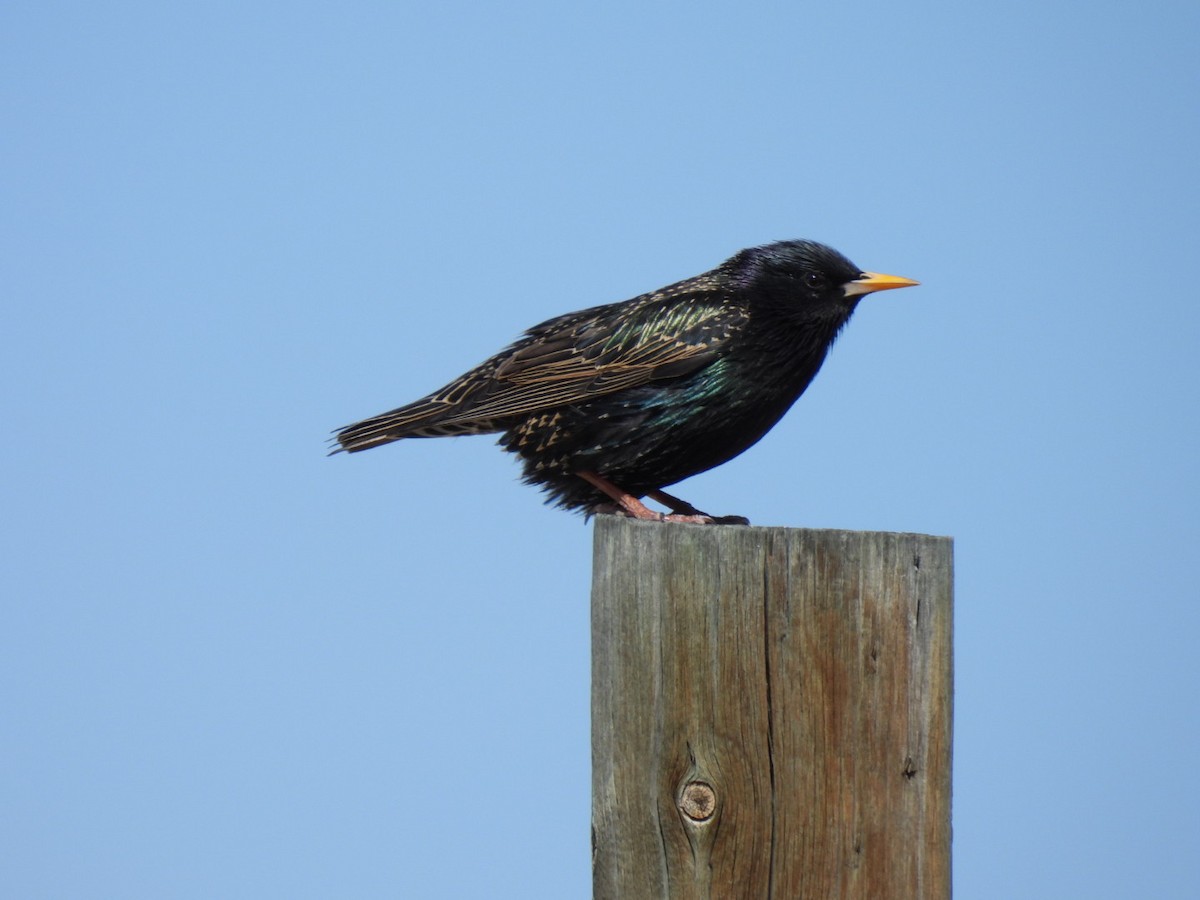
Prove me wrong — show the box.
[334,240,917,521]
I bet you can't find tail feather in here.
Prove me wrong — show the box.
[333,397,503,453]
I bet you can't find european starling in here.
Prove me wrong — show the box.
[334,240,917,523]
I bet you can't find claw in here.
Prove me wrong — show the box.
[580,472,749,525]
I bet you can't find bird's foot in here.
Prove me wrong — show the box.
[581,473,749,525]
[704,514,752,525]
[592,502,723,525]
[647,489,749,525]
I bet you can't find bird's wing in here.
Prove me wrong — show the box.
[436,289,745,424]
[334,281,744,451]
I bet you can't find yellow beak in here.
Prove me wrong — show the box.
[843,271,920,299]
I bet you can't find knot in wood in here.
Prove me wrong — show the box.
[679,781,716,822]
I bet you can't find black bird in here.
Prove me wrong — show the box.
[334,240,917,523]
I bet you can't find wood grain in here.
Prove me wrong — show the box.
[591,517,953,900]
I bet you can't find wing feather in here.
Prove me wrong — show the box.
[335,275,743,451]
[438,290,743,423]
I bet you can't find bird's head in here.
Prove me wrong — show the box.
[727,239,918,320]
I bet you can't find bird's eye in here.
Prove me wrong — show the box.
[803,272,828,290]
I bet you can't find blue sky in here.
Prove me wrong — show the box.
[4,1,1198,896]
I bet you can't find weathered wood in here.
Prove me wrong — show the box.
[591,517,953,900]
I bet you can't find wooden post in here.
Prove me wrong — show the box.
[591,517,953,900]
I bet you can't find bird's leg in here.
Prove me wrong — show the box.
[577,471,739,525]
[645,488,706,516]
[648,488,751,526]
[577,471,695,521]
